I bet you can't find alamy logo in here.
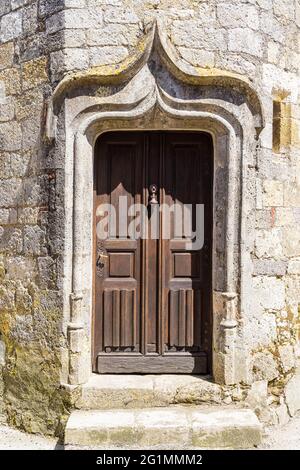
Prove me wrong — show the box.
[96,196,205,250]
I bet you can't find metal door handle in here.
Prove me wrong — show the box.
[149,184,158,206]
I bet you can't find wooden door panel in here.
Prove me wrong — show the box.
[93,132,212,374]
[103,289,136,349]
[168,288,202,350]
[94,134,143,364]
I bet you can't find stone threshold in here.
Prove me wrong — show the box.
[77,373,223,410]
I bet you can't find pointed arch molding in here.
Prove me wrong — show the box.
[55,19,266,388]
[47,20,264,139]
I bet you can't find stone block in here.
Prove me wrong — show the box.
[89,46,128,66]
[69,329,84,354]
[275,208,294,226]
[246,380,268,409]
[0,208,16,224]
[0,68,21,95]
[104,7,139,24]
[284,183,300,207]
[16,283,32,315]
[0,226,23,254]
[278,344,295,373]
[21,113,42,150]
[23,225,47,256]
[0,0,10,17]
[253,276,285,310]
[17,207,40,224]
[216,53,256,78]
[0,284,15,311]
[267,40,281,65]
[0,10,23,43]
[178,48,215,67]
[253,259,286,276]
[273,0,295,21]
[255,209,273,229]
[287,260,300,274]
[21,57,48,91]
[0,42,14,71]
[15,89,44,120]
[284,370,300,416]
[64,30,86,48]
[46,8,103,33]
[65,408,262,449]
[38,0,63,18]
[86,24,138,47]
[0,95,14,122]
[255,228,282,259]
[11,0,30,9]
[64,48,89,71]
[23,2,38,34]
[171,20,227,51]
[216,3,259,30]
[0,341,5,366]
[228,28,263,57]
[252,352,279,382]
[262,180,283,207]
[260,12,285,44]
[282,227,300,257]
[0,178,23,207]
[5,256,36,281]
[64,0,86,7]
[37,256,56,289]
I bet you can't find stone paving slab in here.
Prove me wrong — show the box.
[65,406,262,449]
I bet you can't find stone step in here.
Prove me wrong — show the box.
[65,407,262,449]
[77,374,223,410]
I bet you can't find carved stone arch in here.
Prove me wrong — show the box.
[53,20,265,387]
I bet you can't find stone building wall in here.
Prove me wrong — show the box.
[0,0,300,435]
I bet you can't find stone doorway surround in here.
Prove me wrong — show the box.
[46,20,264,390]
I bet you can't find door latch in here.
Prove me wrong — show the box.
[149,184,158,206]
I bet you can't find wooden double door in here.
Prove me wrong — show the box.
[93,132,213,374]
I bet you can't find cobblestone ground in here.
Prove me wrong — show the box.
[1,416,300,450]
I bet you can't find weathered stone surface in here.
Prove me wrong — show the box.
[11,0,31,9]
[0,11,23,43]
[86,24,139,47]
[284,370,300,417]
[0,42,14,71]
[79,374,223,410]
[46,8,103,34]
[0,68,21,95]
[228,28,263,57]
[21,57,48,91]
[104,7,139,24]
[262,180,284,207]
[278,345,295,373]
[0,1,10,17]
[216,3,259,30]
[288,260,300,274]
[274,401,290,425]
[255,229,283,260]
[252,277,285,310]
[0,341,5,367]
[252,352,279,382]
[65,408,262,449]
[89,46,128,66]
[171,21,227,50]
[178,47,215,67]
[253,260,286,276]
